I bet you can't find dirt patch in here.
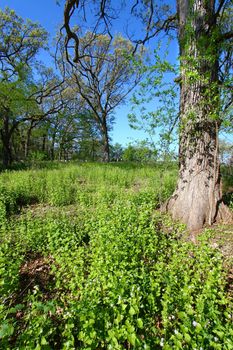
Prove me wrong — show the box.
[226,267,233,298]
[18,252,55,300]
[207,224,233,298]
[7,252,64,349]
[163,218,233,298]
[19,203,83,219]
[210,224,233,261]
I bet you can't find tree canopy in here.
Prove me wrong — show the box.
[58,30,144,161]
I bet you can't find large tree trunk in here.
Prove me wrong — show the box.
[166,0,232,231]
[1,114,13,168]
[2,136,12,168]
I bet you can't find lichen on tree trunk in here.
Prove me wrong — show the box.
[165,0,232,231]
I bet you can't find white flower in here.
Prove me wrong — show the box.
[160,338,164,347]
[174,329,178,335]
[192,320,198,327]
[169,315,175,320]
[214,337,218,342]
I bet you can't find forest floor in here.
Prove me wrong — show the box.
[20,203,233,299]
[210,224,233,296]
[1,162,233,348]
[210,224,233,260]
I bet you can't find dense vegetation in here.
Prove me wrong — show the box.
[0,162,232,349]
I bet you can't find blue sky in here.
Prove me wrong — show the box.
[0,0,180,146]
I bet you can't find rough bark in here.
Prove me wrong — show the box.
[165,0,232,231]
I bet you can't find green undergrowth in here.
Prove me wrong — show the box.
[0,163,232,349]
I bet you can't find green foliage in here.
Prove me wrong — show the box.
[220,140,233,165]
[221,164,233,208]
[129,40,179,155]
[29,151,49,162]
[0,7,47,80]
[0,7,49,168]
[0,79,38,116]
[122,141,158,163]
[110,143,124,162]
[0,163,232,348]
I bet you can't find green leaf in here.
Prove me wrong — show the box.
[129,306,136,316]
[137,318,143,329]
[128,333,136,346]
[0,322,14,338]
[41,336,48,345]
[184,333,191,343]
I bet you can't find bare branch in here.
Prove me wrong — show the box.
[132,14,178,54]
[217,30,233,42]
[215,0,227,19]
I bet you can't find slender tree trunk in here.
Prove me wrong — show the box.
[12,132,18,161]
[92,138,95,161]
[165,0,232,231]
[59,142,64,161]
[101,118,110,162]
[51,132,56,160]
[42,133,47,153]
[25,121,34,159]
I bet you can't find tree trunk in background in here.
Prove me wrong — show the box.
[102,119,110,162]
[42,134,46,153]
[166,0,232,231]
[25,121,34,159]
[51,132,56,160]
[1,114,13,168]
[2,136,12,168]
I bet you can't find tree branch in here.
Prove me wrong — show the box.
[217,30,233,42]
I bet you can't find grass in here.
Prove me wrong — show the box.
[0,162,232,349]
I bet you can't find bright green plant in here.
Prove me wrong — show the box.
[0,162,232,349]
